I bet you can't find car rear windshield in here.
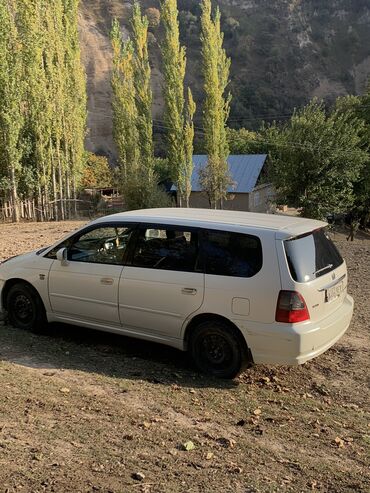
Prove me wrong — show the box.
[284,228,343,283]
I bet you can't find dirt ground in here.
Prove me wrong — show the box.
[0,220,369,493]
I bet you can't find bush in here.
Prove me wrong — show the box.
[81,153,113,189]
[123,171,173,210]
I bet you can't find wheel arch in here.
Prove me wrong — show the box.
[2,278,43,310]
[183,312,253,361]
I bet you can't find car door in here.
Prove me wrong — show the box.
[48,223,135,326]
[118,224,204,340]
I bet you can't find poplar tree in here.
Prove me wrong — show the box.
[21,0,51,220]
[161,0,196,207]
[0,0,24,222]
[63,0,87,217]
[111,18,140,181]
[131,1,154,172]
[183,88,196,207]
[111,11,172,210]
[0,0,86,222]
[43,0,63,219]
[200,0,231,209]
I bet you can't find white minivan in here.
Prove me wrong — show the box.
[0,208,354,378]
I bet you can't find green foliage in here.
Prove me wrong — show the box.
[111,7,170,211]
[154,157,171,183]
[161,0,195,207]
[161,1,186,183]
[335,90,370,225]
[266,100,368,219]
[183,89,196,206]
[199,0,232,208]
[131,2,154,171]
[123,171,173,211]
[227,128,259,154]
[0,0,25,220]
[0,0,87,221]
[111,19,140,180]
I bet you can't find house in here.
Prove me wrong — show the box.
[171,154,275,212]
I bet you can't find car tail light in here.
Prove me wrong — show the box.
[275,290,310,323]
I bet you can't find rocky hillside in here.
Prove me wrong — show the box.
[78,0,370,159]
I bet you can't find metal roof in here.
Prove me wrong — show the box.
[171,154,267,194]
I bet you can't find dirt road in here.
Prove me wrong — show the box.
[0,221,369,492]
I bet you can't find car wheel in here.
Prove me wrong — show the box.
[6,283,46,332]
[190,320,248,379]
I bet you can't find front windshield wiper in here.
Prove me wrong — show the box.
[313,264,333,276]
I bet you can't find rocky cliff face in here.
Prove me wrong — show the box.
[78,0,370,159]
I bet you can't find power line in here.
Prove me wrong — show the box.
[153,121,365,160]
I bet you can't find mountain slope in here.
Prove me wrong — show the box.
[78,0,370,159]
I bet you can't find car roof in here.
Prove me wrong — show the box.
[93,208,326,239]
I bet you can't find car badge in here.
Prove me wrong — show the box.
[331,273,336,280]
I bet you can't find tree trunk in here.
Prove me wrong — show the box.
[37,186,43,222]
[65,171,71,220]
[10,165,19,223]
[56,143,65,221]
[72,175,77,217]
[52,165,59,221]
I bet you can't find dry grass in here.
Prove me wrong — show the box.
[0,221,369,492]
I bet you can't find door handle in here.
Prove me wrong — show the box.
[181,288,197,295]
[101,278,114,285]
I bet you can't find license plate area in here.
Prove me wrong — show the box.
[325,281,344,303]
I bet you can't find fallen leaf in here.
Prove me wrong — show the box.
[182,440,195,451]
[334,436,345,448]
[59,388,70,394]
[205,452,214,460]
[253,408,262,416]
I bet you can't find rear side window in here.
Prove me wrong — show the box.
[132,227,199,272]
[284,228,343,283]
[201,230,262,278]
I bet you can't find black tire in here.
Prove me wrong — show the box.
[190,320,249,379]
[6,282,47,333]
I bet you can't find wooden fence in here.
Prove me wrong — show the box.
[0,195,126,222]
[1,199,38,221]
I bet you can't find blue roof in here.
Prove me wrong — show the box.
[171,154,267,193]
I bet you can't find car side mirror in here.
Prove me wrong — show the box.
[56,247,68,266]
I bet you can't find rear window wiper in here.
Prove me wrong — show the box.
[313,264,333,276]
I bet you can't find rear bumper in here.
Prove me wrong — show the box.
[237,294,354,365]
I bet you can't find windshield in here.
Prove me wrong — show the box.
[284,228,343,283]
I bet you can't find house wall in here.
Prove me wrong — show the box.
[180,184,275,213]
[188,192,250,211]
[248,184,276,213]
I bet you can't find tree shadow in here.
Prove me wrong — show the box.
[0,323,238,390]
